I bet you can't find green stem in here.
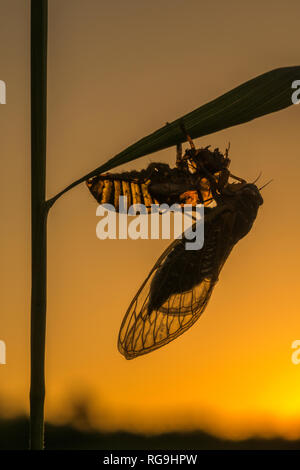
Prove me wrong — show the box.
[30,0,48,450]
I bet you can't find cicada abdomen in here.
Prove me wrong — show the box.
[86,171,160,213]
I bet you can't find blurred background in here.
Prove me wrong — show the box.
[1,0,300,448]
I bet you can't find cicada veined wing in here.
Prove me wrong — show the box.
[118,204,236,359]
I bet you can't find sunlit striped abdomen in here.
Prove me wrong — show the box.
[86,174,158,212]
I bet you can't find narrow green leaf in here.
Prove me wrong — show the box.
[49,66,299,206]
[87,66,299,179]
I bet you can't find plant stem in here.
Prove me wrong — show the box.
[30,0,48,450]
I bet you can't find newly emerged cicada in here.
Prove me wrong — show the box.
[87,127,264,359]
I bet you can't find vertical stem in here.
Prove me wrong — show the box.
[30,0,48,450]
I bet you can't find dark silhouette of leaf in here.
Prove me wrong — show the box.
[88,66,300,178]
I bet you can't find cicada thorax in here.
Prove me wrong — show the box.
[86,172,160,212]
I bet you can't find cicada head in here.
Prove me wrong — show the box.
[224,182,263,206]
[240,183,264,205]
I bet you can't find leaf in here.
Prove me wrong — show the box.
[88,66,299,178]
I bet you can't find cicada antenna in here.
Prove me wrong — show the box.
[252,171,262,184]
[259,179,273,190]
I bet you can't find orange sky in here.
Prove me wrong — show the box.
[1,0,300,439]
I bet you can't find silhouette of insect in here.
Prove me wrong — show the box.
[86,125,265,359]
[87,124,236,210]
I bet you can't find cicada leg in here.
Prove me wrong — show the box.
[176,142,183,168]
[229,172,246,184]
[197,163,222,203]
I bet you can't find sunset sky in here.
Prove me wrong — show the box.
[1,0,300,440]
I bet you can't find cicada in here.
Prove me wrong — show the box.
[86,129,264,359]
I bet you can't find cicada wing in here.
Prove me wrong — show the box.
[118,205,236,359]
